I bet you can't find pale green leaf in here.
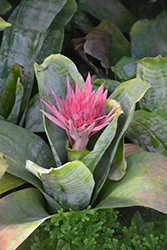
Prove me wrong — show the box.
[0,17,11,31]
[137,55,167,120]
[97,152,167,214]
[26,159,95,211]
[0,188,50,250]
[0,153,8,180]
[0,172,25,194]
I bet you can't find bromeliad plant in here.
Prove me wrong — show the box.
[40,73,120,150]
[1,54,167,250]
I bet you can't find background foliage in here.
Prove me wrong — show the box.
[1,0,167,249]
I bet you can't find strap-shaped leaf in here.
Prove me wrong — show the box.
[0,17,11,31]
[78,0,137,33]
[26,159,95,211]
[0,188,50,250]
[137,55,167,120]
[97,152,167,214]
[90,78,150,205]
[111,56,139,81]
[7,76,24,124]
[0,153,8,180]
[0,63,23,120]
[34,54,85,166]
[0,172,25,195]
[0,0,68,123]
[0,0,11,15]
[24,94,44,132]
[131,11,167,58]
[126,110,167,156]
[0,120,61,212]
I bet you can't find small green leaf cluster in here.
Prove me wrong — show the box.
[18,207,167,250]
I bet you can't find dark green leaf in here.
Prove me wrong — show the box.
[0,0,67,124]
[37,0,77,64]
[92,78,121,96]
[0,63,23,119]
[78,0,137,33]
[24,94,44,132]
[0,0,11,15]
[111,56,139,81]
[131,11,167,58]
[97,20,131,66]
[126,110,167,156]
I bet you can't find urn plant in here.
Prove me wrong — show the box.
[1,1,167,249]
[1,54,167,250]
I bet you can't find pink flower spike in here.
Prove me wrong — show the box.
[40,74,120,150]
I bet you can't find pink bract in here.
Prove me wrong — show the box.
[40,73,119,150]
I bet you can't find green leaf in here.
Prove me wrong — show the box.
[108,137,127,180]
[24,94,44,132]
[0,17,11,31]
[34,54,85,166]
[78,0,137,33]
[92,78,121,96]
[7,76,24,124]
[0,0,68,124]
[0,172,25,194]
[0,0,11,15]
[73,11,96,33]
[26,160,95,211]
[37,0,77,64]
[82,110,122,174]
[137,55,167,120]
[0,63,23,119]
[97,20,131,66]
[66,140,90,161]
[90,78,150,205]
[126,110,167,156]
[0,188,50,250]
[0,120,55,172]
[130,11,167,58]
[0,153,8,180]
[111,56,139,81]
[0,120,61,213]
[96,152,167,214]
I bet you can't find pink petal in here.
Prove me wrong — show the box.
[40,110,67,130]
[45,83,63,111]
[66,74,74,100]
[83,73,92,94]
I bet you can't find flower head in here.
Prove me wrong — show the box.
[40,73,119,150]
